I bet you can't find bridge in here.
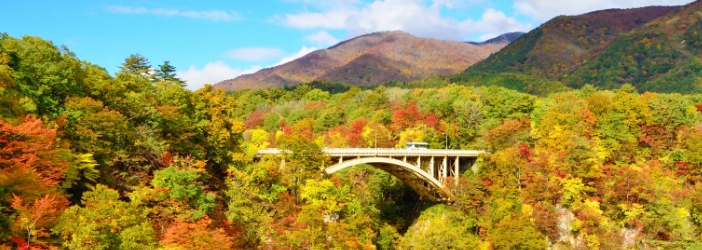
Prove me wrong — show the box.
[256,148,485,202]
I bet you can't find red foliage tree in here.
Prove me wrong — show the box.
[10,237,43,250]
[347,118,368,147]
[391,105,425,132]
[638,125,674,156]
[518,144,534,161]
[424,114,440,129]
[324,125,349,148]
[245,110,266,129]
[161,149,174,167]
[484,119,530,151]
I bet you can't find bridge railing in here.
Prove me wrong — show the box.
[256,148,486,157]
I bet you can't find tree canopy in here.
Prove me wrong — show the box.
[1,33,702,249]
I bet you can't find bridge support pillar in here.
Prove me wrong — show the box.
[453,156,461,184]
[429,156,435,178]
[441,157,448,181]
[416,156,421,169]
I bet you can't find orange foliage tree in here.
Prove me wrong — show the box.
[10,194,68,248]
[0,116,67,191]
[0,116,69,245]
[161,216,234,250]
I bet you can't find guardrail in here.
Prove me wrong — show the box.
[323,148,484,157]
[256,148,486,157]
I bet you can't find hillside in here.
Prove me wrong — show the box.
[565,0,702,92]
[463,5,681,87]
[215,31,508,91]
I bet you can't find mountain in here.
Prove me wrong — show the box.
[464,6,678,79]
[565,0,702,92]
[215,31,511,91]
[463,1,702,93]
[467,32,525,45]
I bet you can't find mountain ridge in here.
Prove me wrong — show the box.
[467,32,525,45]
[215,31,514,91]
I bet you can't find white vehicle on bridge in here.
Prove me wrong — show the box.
[406,142,429,150]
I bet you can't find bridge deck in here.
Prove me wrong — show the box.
[256,148,485,158]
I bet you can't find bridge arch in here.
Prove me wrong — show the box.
[257,148,485,202]
[325,157,452,201]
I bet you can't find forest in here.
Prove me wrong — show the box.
[464,1,702,95]
[2,33,702,249]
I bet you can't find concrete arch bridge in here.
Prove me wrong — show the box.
[256,148,485,202]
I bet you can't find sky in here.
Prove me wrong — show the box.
[1,0,694,90]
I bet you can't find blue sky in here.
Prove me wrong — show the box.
[1,0,693,90]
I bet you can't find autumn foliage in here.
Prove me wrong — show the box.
[161,216,233,250]
[0,116,67,189]
[3,31,702,249]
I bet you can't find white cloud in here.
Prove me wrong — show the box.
[430,0,486,9]
[514,0,692,21]
[281,0,466,41]
[461,8,533,41]
[278,0,534,41]
[347,0,462,40]
[271,46,318,66]
[224,47,285,61]
[177,61,262,90]
[283,9,354,29]
[283,0,361,9]
[305,31,339,47]
[107,5,241,21]
[108,5,149,14]
[431,0,454,8]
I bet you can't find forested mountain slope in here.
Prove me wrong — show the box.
[465,6,677,79]
[565,0,702,93]
[462,3,702,94]
[215,31,508,91]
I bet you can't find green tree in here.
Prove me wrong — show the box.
[53,185,158,250]
[0,34,84,118]
[153,61,185,86]
[276,132,329,194]
[62,96,132,167]
[398,205,483,249]
[119,54,151,76]
[262,113,281,131]
[487,215,548,249]
[193,85,244,166]
[149,161,216,220]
